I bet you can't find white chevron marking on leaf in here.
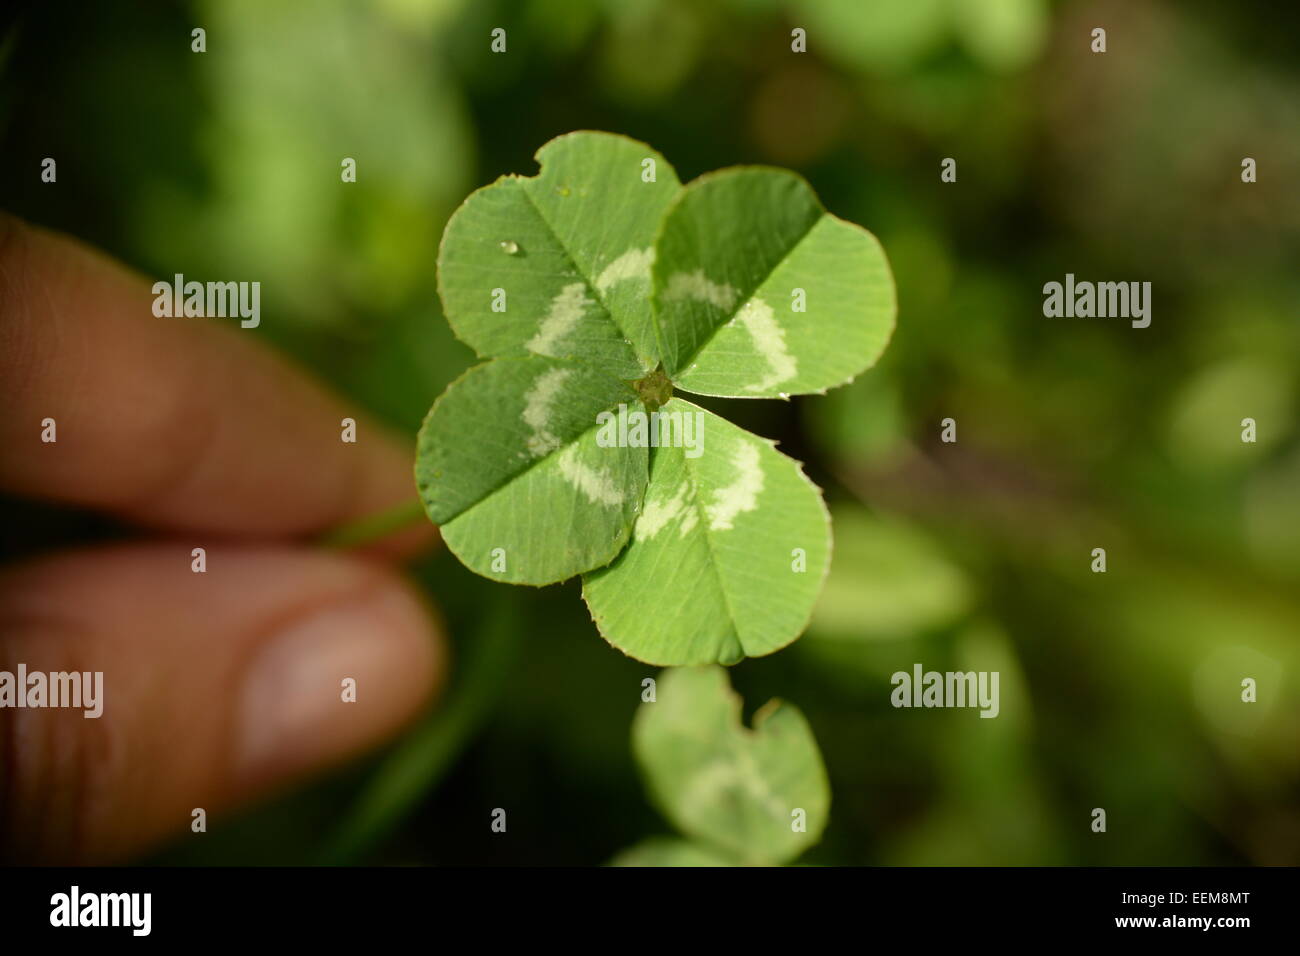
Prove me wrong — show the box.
[521,366,572,457]
[557,445,624,507]
[596,247,655,291]
[707,441,764,530]
[526,282,595,357]
[662,270,738,311]
[736,297,797,392]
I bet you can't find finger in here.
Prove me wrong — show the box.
[0,542,444,864]
[0,215,430,546]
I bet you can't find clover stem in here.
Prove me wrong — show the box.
[318,497,428,549]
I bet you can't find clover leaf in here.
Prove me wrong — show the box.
[582,398,830,665]
[436,131,679,376]
[417,131,895,664]
[653,165,894,396]
[415,355,648,584]
[614,666,830,867]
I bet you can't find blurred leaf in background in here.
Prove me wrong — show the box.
[142,0,473,326]
[622,666,830,865]
[137,0,479,431]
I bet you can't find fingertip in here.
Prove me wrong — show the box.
[233,570,445,794]
[0,544,447,863]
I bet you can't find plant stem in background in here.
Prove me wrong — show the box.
[318,498,427,550]
[319,599,519,864]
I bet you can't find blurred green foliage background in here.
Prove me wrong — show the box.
[2,0,1297,865]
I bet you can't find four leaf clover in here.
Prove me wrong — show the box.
[416,131,895,665]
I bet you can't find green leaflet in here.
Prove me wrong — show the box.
[437,131,681,377]
[607,837,737,868]
[809,508,972,641]
[582,399,830,665]
[631,667,830,866]
[419,130,896,662]
[653,167,895,397]
[415,356,648,585]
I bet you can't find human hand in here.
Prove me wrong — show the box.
[0,217,443,863]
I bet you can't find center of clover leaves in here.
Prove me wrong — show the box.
[630,366,673,411]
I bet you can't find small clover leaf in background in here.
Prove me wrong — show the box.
[417,130,896,664]
[607,837,738,868]
[613,666,830,867]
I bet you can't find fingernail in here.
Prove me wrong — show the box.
[236,584,437,789]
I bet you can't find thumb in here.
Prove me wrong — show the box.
[0,542,443,864]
